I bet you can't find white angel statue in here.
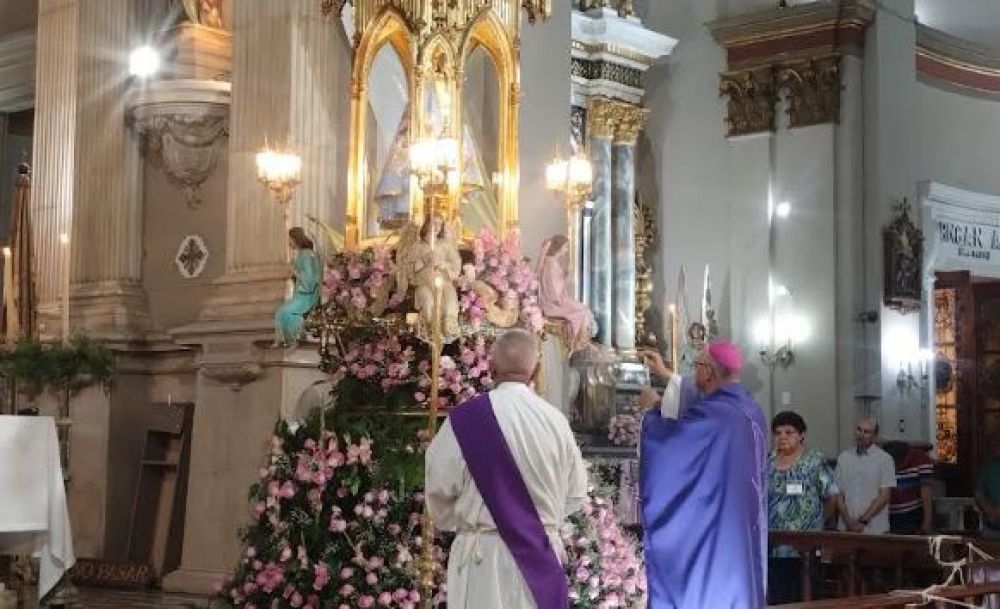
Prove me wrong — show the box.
[395,216,462,341]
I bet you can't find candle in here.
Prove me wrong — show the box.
[669,303,678,369]
[60,233,70,345]
[2,247,12,343]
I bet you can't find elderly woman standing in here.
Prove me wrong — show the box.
[768,411,839,604]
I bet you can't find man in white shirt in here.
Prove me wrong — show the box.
[835,416,896,534]
[424,329,588,609]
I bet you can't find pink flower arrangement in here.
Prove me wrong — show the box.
[564,487,647,609]
[324,247,400,315]
[465,229,544,334]
[413,336,494,411]
[608,402,643,447]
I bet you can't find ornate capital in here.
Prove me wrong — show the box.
[719,68,777,137]
[613,105,649,144]
[780,55,841,128]
[587,97,647,142]
[135,110,229,208]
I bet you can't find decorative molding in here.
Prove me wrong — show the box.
[708,0,874,71]
[175,235,210,279]
[708,1,872,134]
[916,24,1000,100]
[0,30,36,112]
[779,55,841,128]
[571,6,677,105]
[719,68,777,137]
[613,104,649,144]
[201,362,263,390]
[137,111,229,208]
[571,57,643,89]
[634,193,656,347]
[576,0,635,18]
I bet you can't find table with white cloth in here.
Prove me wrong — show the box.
[0,415,76,601]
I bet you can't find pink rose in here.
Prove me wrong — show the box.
[358,595,375,608]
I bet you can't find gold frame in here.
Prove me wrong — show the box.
[345,5,521,248]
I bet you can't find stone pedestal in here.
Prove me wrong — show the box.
[161,321,327,594]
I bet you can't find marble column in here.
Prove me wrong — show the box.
[587,100,615,345]
[612,142,636,351]
[31,0,79,338]
[71,0,150,337]
[610,105,647,352]
[201,0,345,320]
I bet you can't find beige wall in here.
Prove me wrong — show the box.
[142,150,229,332]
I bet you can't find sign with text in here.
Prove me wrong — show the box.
[70,559,154,589]
[924,183,1000,279]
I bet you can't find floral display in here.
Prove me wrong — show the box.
[463,229,544,334]
[607,401,643,447]
[217,413,645,609]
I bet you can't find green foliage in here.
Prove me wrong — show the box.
[0,335,116,400]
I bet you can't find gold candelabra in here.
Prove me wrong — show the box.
[409,134,458,609]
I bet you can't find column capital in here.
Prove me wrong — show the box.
[587,96,648,142]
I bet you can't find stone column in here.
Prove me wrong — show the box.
[31,0,79,337]
[201,0,344,321]
[611,106,646,352]
[71,0,150,337]
[587,99,615,345]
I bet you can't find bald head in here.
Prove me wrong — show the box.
[491,330,539,382]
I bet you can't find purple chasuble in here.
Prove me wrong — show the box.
[640,382,768,609]
[448,392,569,609]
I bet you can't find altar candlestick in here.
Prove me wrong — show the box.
[669,303,678,369]
[60,233,70,345]
[3,247,12,343]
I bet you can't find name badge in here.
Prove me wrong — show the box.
[786,483,804,496]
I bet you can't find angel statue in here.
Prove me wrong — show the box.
[274,227,322,349]
[395,215,462,341]
[537,235,595,354]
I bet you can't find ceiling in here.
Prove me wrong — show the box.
[915,0,1000,49]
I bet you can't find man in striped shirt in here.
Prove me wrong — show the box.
[885,441,935,535]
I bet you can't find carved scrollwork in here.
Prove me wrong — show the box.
[634,194,657,346]
[139,113,229,208]
[779,55,842,128]
[719,68,777,137]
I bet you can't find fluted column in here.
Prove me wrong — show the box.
[202,0,343,320]
[611,106,647,352]
[70,0,150,336]
[31,0,79,337]
[587,99,615,345]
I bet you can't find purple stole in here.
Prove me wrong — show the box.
[448,392,569,609]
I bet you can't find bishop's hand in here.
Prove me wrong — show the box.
[639,349,673,381]
[635,385,661,410]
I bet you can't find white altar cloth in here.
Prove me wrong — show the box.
[0,416,75,600]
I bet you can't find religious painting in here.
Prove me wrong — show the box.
[883,199,923,313]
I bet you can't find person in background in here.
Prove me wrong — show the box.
[975,444,1000,540]
[884,441,935,535]
[768,411,839,604]
[834,416,896,534]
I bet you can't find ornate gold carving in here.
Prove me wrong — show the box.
[634,194,657,347]
[586,97,647,142]
[719,68,777,136]
[780,55,841,128]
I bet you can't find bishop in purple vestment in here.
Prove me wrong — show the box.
[636,341,768,609]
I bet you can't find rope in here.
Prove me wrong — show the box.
[887,535,996,609]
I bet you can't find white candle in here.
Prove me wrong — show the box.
[2,247,12,343]
[60,233,70,345]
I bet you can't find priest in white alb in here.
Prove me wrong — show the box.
[425,329,588,609]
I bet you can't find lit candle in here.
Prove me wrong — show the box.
[60,233,70,345]
[2,247,12,343]
[669,303,678,369]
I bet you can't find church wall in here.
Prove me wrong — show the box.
[142,149,229,332]
[517,0,572,256]
[639,0,854,455]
